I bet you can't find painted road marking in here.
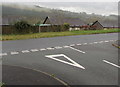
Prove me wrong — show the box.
[69,46,85,54]
[46,47,54,50]
[103,60,120,68]
[109,40,114,42]
[22,50,30,53]
[40,48,46,51]
[83,43,87,45]
[45,54,85,69]
[55,46,62,49]
[89,43,93,44]
[2,39,117,56]
[0,53,7,56]
[76,44,82,46]
[98,41,104,43]
[63,46,70,48]
[11,52,19,55]
[104,41,109,43]
[70,44,75,46]
[31,49,39,52]
[93,42,98,44]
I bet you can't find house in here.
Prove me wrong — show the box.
[88,21,104,30]
[42,16,85,31]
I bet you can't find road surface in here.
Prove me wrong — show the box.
[1,33,119,86]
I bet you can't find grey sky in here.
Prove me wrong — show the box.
[1,0,119,2]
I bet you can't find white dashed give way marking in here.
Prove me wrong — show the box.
[30,49,39,52]
[45,54,85,69]
[103,60,120,68]
[22,50,30,53]
[11,52,19,55]
[0,53,7,56]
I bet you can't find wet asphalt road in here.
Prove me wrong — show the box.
[1,33,119,86]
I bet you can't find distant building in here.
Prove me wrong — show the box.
[80,21,104,30]
[42,16,85,31]
[89,21,104,30]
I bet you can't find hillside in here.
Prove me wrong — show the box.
[2,3,118,27]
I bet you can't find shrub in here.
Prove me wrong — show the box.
[14,21,31,34]
[61,23,70,31]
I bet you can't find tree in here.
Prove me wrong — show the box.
[14,20,31,34]
[61,23,70,31]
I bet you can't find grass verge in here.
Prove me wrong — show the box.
[1,29,120,41]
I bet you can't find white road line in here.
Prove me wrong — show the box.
[83,43,87,45]
[45,54,85,69]
[63,46,70,48]
[104,41,109,43]
[70,44,75,46]
[98,41,104,43]
[76,44,82,46]
[55,46,62,49]
[30,49,39,52]
[93,42,98,44]
[89,43,94,44]
[103,60,120,68]
[11,52,19,55]
[22,50,30,53]
[0,53,7,56]
[109,40,114,42]
[46,47,54,50]
[69,46,85,54]
[40,48,46,51]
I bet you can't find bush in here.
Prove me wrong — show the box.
[14,21,32,34]
[61,23,70,31]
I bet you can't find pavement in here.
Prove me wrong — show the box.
[1,33,119,86]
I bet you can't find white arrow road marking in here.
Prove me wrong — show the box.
[103,60,120,68]
[45,54,85,69]
[69,46,85,54]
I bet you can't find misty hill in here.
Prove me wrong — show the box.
[2,3,118,27]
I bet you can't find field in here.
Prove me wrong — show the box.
[1,29,120,41]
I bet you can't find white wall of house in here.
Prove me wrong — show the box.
[69,27,81,31]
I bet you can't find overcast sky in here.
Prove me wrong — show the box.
[1,0,119,16]
[1,0,120,2]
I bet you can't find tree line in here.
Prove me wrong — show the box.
[13,20,70,34]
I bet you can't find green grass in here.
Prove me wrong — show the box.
[1,29,120,41]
